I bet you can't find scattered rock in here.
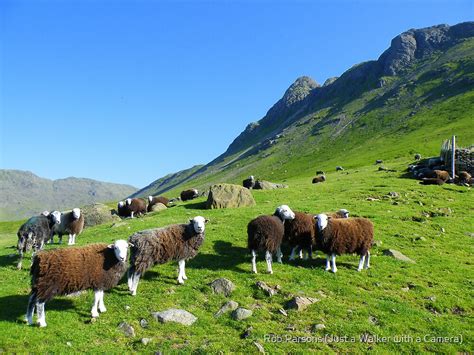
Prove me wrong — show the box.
[375,160,383,164]
[140,319,149,328]
[440,227,445,233]
[141,338,151,345]
[256,281,278,296]
[388,191,399,198]
[416,236,427,242]
[285,324,296,331]
[253,342,265,353]
[465,232,474,238]
[383,249,415,263]
[253,180,288,190]
[206,184,256,209]
[373,240,383,247]
[214,300,239,317]
[231,307,252,321]
[285,296,320,311]
[210,278,235,296]
[368,315,378,325]
[241,326,253,339]
[401,287,410,292]
[118,322,135,337]
[152,309,197,326]
[150,203,167,213]
[425,296,436,302]
[111,222,128,228]
[125,305,131,310]
[414,153,422,160]
[366,197,380,201]
[278,308,288,317]
[312,324,326,331]
[66,342,72,347]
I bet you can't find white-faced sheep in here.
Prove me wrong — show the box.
[180,189,199,201]
[314,214,373,273]
[49,208,84,245]
[125,198,147,218]
[117,200,130,217]
[26,240,130,327]
[316,170,324,175]
[247,205,295,274]
[127,216,208,295]
[243,176,256,189]
[312,175,326,184]
[16,211,61,270]
[147,196,170,212]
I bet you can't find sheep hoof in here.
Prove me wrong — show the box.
[99,306,107,313]
[182,275,188,280]
[130,291,136,296]
[91,311,100,318]
[38,321,47,328]
[268,271,273,275]
[177,279,184,285]
[325,267,331,271]
[332,269,338,273]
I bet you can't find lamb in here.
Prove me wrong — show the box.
[180,189,199,201]
[147,195,170,212]
[125,198,147,218]
[243,175,256,189]
[247,205,295,274]
[312,175,326,184]
[314,214,373,273]
[127,216,208,295]
[16,211,61,270]
[49,208,84,245]
[26,240,130,327]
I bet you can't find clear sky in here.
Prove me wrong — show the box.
[1,0,472,188]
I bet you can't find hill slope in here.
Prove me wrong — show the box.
[0,170,137,221]
[133,21,474,198]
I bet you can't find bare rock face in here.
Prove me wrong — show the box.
[253,180,288,190]
[151,309,197,326]
[206,184,256,209]
[231,307,253,321]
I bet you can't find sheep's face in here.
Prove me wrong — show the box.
[315,214,328,230]
[148,196,153,203]
[249,175,254,180]
[339,209,349,218]
[275,205,295,220]
[191,216,208,234]
[50,211,61,224]
[126,198,132,206]
[72,208,81,219]
[109,239,129,262]
[118,201,125,208]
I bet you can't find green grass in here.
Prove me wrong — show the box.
[0,158,472,352]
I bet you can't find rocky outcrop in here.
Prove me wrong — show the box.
[206,184,256,209]
[82,203,121,227]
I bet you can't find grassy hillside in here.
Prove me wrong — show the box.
[0,157,472,352]
[0,170,137,221]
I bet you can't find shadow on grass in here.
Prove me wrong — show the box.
[0,294,75,324]
[191,240,248,273]
[182,201,207,210]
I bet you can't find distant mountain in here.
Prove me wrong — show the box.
[0,170,137,221]
[132,22,474,198]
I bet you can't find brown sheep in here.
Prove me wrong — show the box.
[247,205,295,274]
[147,196,170,212]
[421,178,445,185]
[180,189,199,201]
[127,216,208,295]
[26,240,129,327]
[314,214,374,273]
[457,171,472,184]
[312,175,326,184]
[50,208,84,245]
[425,169,451,182]
[126,198,147,218]
[284,212,316,260]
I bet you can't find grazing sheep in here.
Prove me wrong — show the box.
[243,175,256,189]
[127,216,208,295]
[425,169,451,182]
[328,209,350,219]
[247,205,295,274]
[16,211,61,270]
[336,166,345,171]
[316,170,324,175]
[285,212,316,261]
[50,208,84,245]
[180,189,199,201]
[26,240,130,327]
[312,175,326,184]
[126,198,147,218]
[457,171,472,184]
[147,196,170,212]
[421,178,445,185]
[117,201,130,217]
[314,214,374,273]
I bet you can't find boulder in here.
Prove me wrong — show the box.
[215,300,239,317]
[82,203,121,227]
[150,203,167,213]
[253,180,288,190]
[256,281,278,296]
[231,307,253,321]
[285,296,320,311]
[206,184,255,209]
[210,278,235,296]
[383,249,415,263]
[151,309,197,326]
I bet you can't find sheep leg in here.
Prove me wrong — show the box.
[131,272,141,296]
[181,261,188,280]
[127,267,134,291]
[68,234,73,245]
[331,253,338,273]
[265,250,273,274]
[98,290,106,313]
[91,290,101,317]
[130,211,134,219]
[325,255,331,271]
[73,234,76,244]
[58,233,62,244]
[303,249,308,260]
[251,250,257,273]
[308,247,313,260]
[26,291,37,325]
[357,254,366,272]
[289,246,299,260]
[364,251,371,269]
[36,302,47,327]
[299,249,303,259]
[177,260,186,284]
[17,249,23,270]
[276,247,283,263]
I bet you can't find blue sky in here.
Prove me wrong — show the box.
[1,0,472,188]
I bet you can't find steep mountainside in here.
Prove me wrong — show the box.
[132,22,474,198]
[0,170,137,221]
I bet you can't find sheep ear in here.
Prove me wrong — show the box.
[189,219,193,223]
[205,219,209,223]
[128,242,134,247]
[107,244,114,249]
